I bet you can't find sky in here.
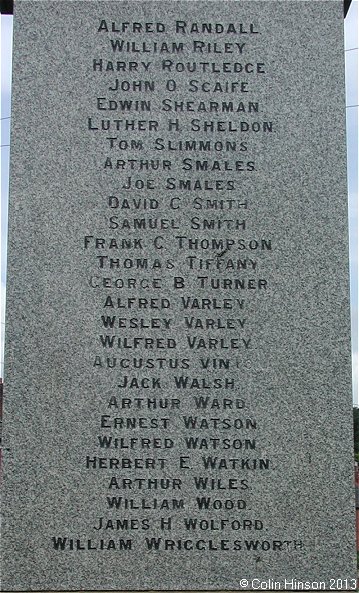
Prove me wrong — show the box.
[344,0,359,404]
[0,4,358,401]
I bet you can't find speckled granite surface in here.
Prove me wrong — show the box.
[2,0,356,590]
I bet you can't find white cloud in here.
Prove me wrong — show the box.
[345,0,359,51]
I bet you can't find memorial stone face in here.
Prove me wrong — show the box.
[2,0,356,590]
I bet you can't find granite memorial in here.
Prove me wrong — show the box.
[2,0,356,590]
